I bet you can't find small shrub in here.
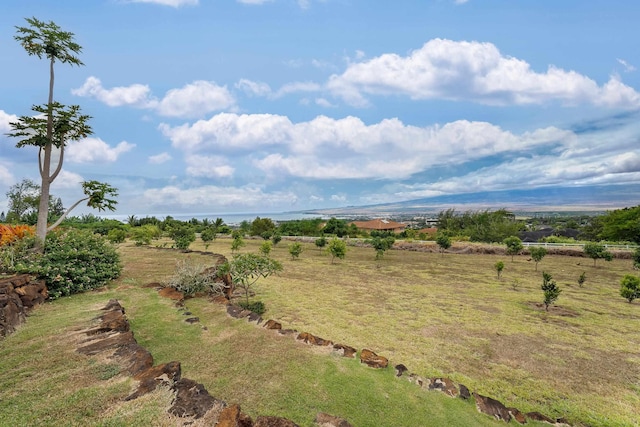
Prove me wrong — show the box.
[633,247,640,270]
[435,234,451,256]
[260,231,273,240]
[620,274,640,303]
[504,236,523,262]
[326,237,347,264]
[578,271,586,287]
[541,271,561,311]
[288,242,303,260]
[231,236,245,253]
[170,225,196,250]
[583,242,613,267]
[130,224,160,246]
[529,246,547,271]
[238,300,266,315]
[201,227,216,249]
[271,232,282,246]
[0,234,36,274]
[224,253,283,304]
[167,258,224,297]
[106,228,126,244]
[510,278,520,291]
[494,261,505,279]
[315,236,327,250]
[15,229,122,299]
[260,240,273,257]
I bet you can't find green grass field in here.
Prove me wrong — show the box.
[1,237,638,426]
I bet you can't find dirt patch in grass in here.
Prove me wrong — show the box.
[525,302,580,317]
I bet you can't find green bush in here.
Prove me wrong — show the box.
[167,259,224,297]
[620,274,640,303]
[130,224,161,246]
[494,260,505,279]
[0,235,37,274]
[541,271,561,311]
[15,229,121,299]
[260,240,273,257]
[170,225,196,250]
[106,228,126,243]
[288,242,303,260]
[238,300,266,315]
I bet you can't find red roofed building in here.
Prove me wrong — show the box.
[349,219,407,233]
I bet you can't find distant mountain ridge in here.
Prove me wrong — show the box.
[307,184,639,216]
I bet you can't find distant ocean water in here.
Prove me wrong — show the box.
[103,212,326,225]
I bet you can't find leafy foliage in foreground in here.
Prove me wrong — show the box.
[12,229,122,299]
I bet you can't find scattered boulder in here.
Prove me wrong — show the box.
[297,332,333,346]
[126,361,182,401]
[227,305,252,319]
[314,412,353,427]
[459,383,471,400]
[278,329,298,336]
[185,317,200,324]
[429,377,459,397]
[216,403,253,427]
[473,392,511,422]
[525,412,556,424]
[508,407,527,424]
[332,343,357,358]
[394,364,408,377]
[254,415,300,427]
[263,319,282,330]
[247,312,263,324]
[169,378,221,419]
[359,349,388,369]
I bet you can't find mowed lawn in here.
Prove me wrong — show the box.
[1,237,638,426]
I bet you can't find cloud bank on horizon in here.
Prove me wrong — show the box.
[1,0,639,216]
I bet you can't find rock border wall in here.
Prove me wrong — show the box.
[0,274,48,338]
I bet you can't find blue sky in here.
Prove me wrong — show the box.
[1,0,639,217]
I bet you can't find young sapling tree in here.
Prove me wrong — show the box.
[541,271,561,311]
[529,246,547,271]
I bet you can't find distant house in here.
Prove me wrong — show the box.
[350,219,407,234]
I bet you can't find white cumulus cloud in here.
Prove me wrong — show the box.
[72,77,157,108]
[327,38,640,108]
[149,152,172,164]
[156,81,236,118]
[66,138,136,163]
[0,110,18,134]
[143,184,298,210]
[73,78,235,118]
[160,112,573,180]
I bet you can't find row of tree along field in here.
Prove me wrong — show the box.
[2,185,640,247]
